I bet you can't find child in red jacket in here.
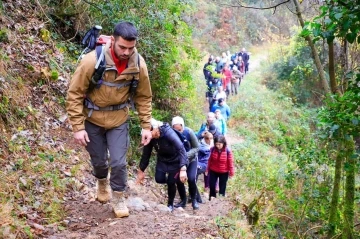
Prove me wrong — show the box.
[206,135,235,199]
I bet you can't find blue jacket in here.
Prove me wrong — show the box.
[197,141,211,169]
[214,117,227,135]
[212,103,231,121]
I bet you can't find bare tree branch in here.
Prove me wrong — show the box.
[213,0,291,11]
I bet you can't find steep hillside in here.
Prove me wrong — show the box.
[0,1,90,238]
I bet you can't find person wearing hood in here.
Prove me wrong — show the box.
[171,116,200,210]
[136,119,188,212]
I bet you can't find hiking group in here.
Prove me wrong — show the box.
[204,50,250,112]
[66,21,243,218]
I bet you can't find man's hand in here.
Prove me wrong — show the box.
[141,129,152,146]
[74,130,90,146]
[136,169,145,185]
[204,171,208,176]
[179,170,187,183]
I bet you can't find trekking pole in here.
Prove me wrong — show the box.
[77,25,103,63]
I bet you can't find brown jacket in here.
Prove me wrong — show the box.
[66,41,152,132]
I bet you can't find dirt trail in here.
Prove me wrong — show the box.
[49,171,233,239]
[47,54,267,239]
[48,132,244,239]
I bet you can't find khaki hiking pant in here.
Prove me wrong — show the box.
[85,120,129,192]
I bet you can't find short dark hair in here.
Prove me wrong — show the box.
[113,21,138,41]
[214,135,227,148]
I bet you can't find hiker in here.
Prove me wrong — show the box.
[212,85,227,103]
[222,63,232,98]
[238,48,250,74]
[136,119,188,212]
[238,57,245,80]
[214,56,223,73]
[208,123,222,139]
[214,109,227,136]
[196,131,214,200]
[212,98,231,121]
[66,22,152,218]
[171,116,200,210]
[203,57,213,82]
[207,135,235,199]
[231,66,241,95]
[220,52,228,65]
[196,112,219,140]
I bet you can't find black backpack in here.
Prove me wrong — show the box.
[172,128,191,152]
[79,26,140,112]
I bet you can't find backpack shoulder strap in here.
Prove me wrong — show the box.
[182,128,190,141]
[95,44,106,70]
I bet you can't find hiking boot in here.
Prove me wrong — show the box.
[174,198,187,208]
[192,199,199,210]
[111,191,129,218]
[96,178,111,203]
[196,196,203,204]
[168,204,174,212]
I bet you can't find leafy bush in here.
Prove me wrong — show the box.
[263,32,326,106]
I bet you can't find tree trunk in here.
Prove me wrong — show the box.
[292,0,331,94]
[340,40,349,93]
[327,150,342,238]
[328,41,338,94]
[342,140,355,239]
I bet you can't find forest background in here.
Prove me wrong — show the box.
[0,0,359,238]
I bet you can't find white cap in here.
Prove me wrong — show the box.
[151,118,163,129]
[171,116,185,128]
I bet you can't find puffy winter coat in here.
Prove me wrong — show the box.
[197,141,211,169]
[139,123,188,173]
[207,146,235,176]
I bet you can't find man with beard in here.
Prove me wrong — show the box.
[66,22,152,218]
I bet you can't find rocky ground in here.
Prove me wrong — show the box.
[47,174,234,239]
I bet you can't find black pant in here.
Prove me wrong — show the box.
[155,169,177,206]
[209,170,229,198]
[176,160,198,201]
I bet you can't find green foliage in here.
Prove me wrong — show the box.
[225,55,343,237]
[263,32,326,105]
[302,0,360,44]
[50,70,59,80]
[318,74,360,140]
[0,28,9,43]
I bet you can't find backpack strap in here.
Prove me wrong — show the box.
[95,45,106,70]
[128,53,141,110]
[182,128,190,141]
[84,98,128,117]
[100,81,132,88]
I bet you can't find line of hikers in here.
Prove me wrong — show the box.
[136,114,235,212]
[66,21,239,218]
[203,49,250,111]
